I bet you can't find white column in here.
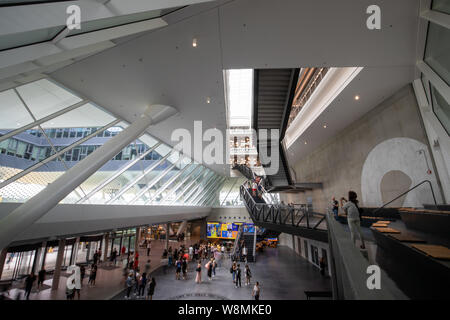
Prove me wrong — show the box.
[0,105,176,251]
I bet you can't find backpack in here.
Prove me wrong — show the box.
[230,267,233,274]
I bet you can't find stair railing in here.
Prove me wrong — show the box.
[231,224,244,261]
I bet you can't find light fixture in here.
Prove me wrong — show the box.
[192,38,197,47]
[323,124,327,128]
[354,95,360,100]
[304,141,307,145]
[16,122,20,126]
[206,97,211,104]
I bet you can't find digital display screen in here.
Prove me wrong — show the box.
[207,222,255,239]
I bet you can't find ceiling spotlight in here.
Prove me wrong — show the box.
[354,95,360,100]
[323,124,327,128]
[206,97,211,104]
[304,141,307,145]
[192,38,197,47]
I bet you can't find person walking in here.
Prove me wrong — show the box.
[242,245,248,263]
[235,264,242,288]
[245,264,252,286]
[182,258,188,280]
[93,250,99,265]
[195,262,202,284]
[88,264,97,286]
[206,258,213,281]
[111,248,118,266]
[212,258,217,277]
[37,268,46,292]
[340,191,366,249]
[231,261,237,283]
[252,282,260,300]
[144,260,151,275]
[138,272,147,298]
[146,241,151,256]
[332,197,339,220]
[125,272,134,299]
[189,245,193,260]
[147,277,156,300]
[175,258,182,280]
[80,265,86,286]
[24,272,36,300]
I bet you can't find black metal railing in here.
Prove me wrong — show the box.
[240,185,327,231]
[372,180,437,215]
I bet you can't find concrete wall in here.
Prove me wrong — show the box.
[286,85,443,212]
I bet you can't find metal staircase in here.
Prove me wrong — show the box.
[253,68,298,189]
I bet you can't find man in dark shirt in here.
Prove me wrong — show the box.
[37,268,46,292]
[24,272,36,300]
[235,264,242,288]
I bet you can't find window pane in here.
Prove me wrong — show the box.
[15,79,82,119]
[432,0,450,14]
[424,22,450,85]
[0,89,34,132]
[431,84,450,135]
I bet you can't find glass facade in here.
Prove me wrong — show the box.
[0,78,226,206]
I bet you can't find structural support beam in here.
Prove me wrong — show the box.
[51,239,66,290]
[0,105,175,250]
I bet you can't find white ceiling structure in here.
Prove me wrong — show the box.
[1,0,422,176]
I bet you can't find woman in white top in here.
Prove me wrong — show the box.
[340,191,366,249]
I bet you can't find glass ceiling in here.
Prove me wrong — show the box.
[0,78,226,207]
[225,69,253,128]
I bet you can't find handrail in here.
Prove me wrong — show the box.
[372,180,437,215]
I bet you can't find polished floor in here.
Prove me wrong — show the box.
[112,246,331,300]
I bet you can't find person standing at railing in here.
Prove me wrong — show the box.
[332,197,339,220]
[340,191,366,250]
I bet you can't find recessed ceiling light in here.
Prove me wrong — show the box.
[304,141,307,145]
[323,124,327,128]
[206,97,211,104]
[354,95,360,100]
[192,38,197,47]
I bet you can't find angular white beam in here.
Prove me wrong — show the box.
[0,105,176,250]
